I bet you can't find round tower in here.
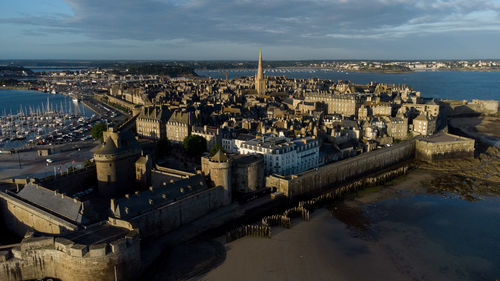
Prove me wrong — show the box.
[207,150,232,205]
[94,128,140,198]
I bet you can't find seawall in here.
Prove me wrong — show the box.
[266,139,416,199]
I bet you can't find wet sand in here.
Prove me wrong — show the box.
[200,209,412,281]
[198,168,498,281]
[198,170,431,281]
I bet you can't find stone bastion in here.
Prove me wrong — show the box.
[0,219,141,281]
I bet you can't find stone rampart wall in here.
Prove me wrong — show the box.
[129,186,224,238]
[415,137,475,162]
[0,192,77,236]
[106,95,137,111]
[0,229,141,281]
[266,139,416,198]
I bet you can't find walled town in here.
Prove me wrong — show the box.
[0,51,497,281]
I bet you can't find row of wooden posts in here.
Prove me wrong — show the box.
[226,164,410,242]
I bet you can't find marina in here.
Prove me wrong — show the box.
[0,89,105,149]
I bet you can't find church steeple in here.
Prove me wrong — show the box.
[255,49,266,96]
[257,49,263,80]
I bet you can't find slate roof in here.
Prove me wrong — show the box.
[95,137,119,155]
[138,105,171,121]
[17,183,84,224]
[112,174,209,218]
[168,110,194,125]
[211,150,229,162]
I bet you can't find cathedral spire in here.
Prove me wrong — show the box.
[255,49,266,96]
[257,49,263,80]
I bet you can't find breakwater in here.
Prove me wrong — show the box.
[226,164,410,242]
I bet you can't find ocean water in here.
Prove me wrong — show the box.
[27,66,89,73]
[363,193,500,280]
[196,69,500,101]
[0,89,91,117]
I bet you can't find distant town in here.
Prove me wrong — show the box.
[0,52,498,281]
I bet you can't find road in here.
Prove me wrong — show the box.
[0,140,99,180]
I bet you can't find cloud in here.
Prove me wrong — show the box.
[1,0,500,58]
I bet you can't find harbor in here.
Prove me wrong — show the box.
[0,89,105,150]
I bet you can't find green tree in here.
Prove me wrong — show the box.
[209,144,225,156]
[157,138,172,156]
[91,123,107,142]
[84,159,94,167]
[183,135,207,156]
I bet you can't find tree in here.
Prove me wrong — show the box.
[183,135,207,156]
[91,123,107,142]
[157,138,172,156]
[209,144,225,156]
[84,159,94,167]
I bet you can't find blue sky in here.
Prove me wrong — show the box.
[1,0,500,60]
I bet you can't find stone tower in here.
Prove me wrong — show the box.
[201,150,232,206]
[255,49,266,96]
[94,128,141,198]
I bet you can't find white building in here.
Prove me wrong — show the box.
[239,135,319,176]
[222,134,255,154]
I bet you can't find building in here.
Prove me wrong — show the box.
[192,125,220,150]
[201,151,265,198]
[166,110,195,143]
[386,116,409,140]
[412,112,436,136]
[239,135,319,176]
[255,49,266,96]
[305,93,366,117]
[136,105,170,140]
[222,134,256,154]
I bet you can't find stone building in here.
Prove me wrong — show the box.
[412,112,436,136]
[136,105,171,140]
[192,125,220,150]
[201,151,265,198]
[94,128,141,197]
[305,93,366,117]
[386,116,409,140]
[166,110,195,143]
[371,103,392,116]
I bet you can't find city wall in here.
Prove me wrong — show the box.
[266,139,416,198]
[0,191,78,236]
[129,186,224,238]
[0,227,141,281]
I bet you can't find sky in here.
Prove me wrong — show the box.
[1,0,500,60]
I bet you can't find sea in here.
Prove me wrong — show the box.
[359,193,500,280]
[197,69,500,101]
[0,89,91,117]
